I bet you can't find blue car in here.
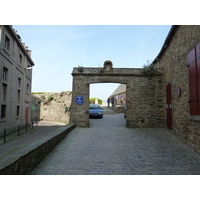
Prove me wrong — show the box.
[89,104,103,118]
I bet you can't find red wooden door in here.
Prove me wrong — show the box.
[166,83,172,130]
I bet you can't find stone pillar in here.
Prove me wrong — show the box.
[70,76,89,127]
[125,82,133,128]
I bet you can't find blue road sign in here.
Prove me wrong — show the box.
[76,96,84,105]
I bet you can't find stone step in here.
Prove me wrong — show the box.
[102,110,115,115]
[101,106,114,110]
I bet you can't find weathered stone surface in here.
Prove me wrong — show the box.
[153,25,200,154]
[32,92,72,124]
[70,61,164,128]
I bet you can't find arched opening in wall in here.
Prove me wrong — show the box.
[89,83,127,128]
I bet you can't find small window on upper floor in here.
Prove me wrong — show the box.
[19,53,22,65]
[2,67,8,82]
[26,84,30,94]
[18,90,21,103]
[4,35,10,51]
[2,83,7,102]
[18,77,21,88]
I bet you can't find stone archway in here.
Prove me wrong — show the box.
[70,61,164,128]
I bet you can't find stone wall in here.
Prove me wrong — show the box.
[32,91,72,124]
[0,124,75,175]
[31,95,41,121]
[126,74,164,128]
[153,25,200,154]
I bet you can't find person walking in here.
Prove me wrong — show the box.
[111,97,115,108]
[107,98,110,107]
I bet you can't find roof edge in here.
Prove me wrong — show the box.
[5,25,35,66]
[152,25,179,64]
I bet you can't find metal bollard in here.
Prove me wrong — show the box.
[4,129,6,143]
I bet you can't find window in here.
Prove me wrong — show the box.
[18,90,21,103]
[17,106,20,117]
[19,53,22,65]
[2,67,8,81]
[4,35,10,51]
[1,105,6,118]
[27,65,31,74]
[18,77,21,88]
[187,42,200,115]
[26,84,30,94]
[2,83,7,101]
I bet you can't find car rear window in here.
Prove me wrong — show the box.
[89,105,101,109]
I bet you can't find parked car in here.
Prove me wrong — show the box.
[89,104,103,118]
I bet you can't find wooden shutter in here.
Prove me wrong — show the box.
[188,48,198,115]
[196,42,200,114]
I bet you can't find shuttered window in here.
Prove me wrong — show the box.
[187,42,200,115]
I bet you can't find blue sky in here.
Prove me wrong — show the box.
[13,25,171,100]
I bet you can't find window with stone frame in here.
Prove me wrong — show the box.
[2,67,8,82]
[1,105,6,118]
[26,83,30,94]
[18,77,21,88]
[19,53,23,65]
[18,90,21,103]
[4,35,10,51]
[2,83,7,102]
[187,41,200,115]
[17,106,20,117]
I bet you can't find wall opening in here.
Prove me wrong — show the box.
[90,83,120,105]
[89,83,127,127]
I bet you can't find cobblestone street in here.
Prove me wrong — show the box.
[30,114,200,175]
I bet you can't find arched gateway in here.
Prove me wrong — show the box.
[70,61,164,128]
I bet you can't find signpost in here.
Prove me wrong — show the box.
[76,96,84,105]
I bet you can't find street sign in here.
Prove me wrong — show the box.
[31,105,36,110]
[65,106,69,111]
[76,96,84,105]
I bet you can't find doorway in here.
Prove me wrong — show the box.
[166,83,172,130]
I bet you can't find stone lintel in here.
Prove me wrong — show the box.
[72,67,162,77]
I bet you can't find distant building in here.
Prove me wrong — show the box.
[0,25,34,137]
[110,84,126,106]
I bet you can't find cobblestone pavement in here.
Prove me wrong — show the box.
[30,114,200,175]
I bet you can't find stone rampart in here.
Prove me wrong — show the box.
[32,92,72,124]
[0,124,75,175]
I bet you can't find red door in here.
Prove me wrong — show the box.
[166,83,172,130]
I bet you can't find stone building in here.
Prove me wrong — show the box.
[0,25,34,137]
[152,25,200,153]
[109,84,126,106]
